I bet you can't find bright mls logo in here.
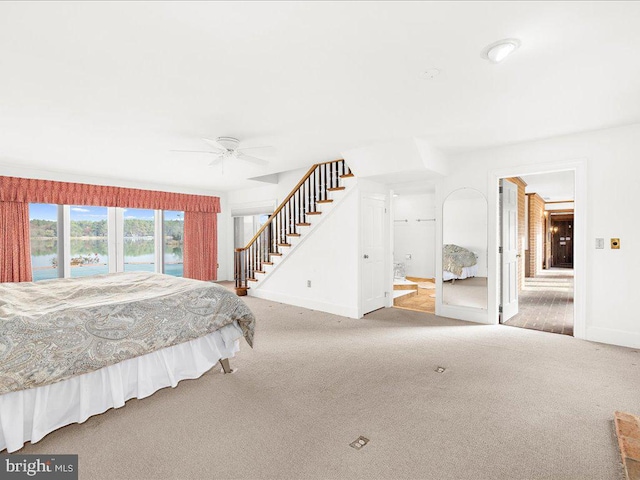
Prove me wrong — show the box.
[0,455,77,480]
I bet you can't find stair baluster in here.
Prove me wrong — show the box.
[234,159,351,295]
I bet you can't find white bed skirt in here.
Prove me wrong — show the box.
[0,322,243,453]
[443,264,479,281]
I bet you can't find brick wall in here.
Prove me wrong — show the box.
[527,193,546,276]
[506,177,526,292]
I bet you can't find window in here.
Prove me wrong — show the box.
[70,206,109,278]
[123,208,156,273]
[29,203,60,281]
[163,211,184,277]
[28,204,185,280]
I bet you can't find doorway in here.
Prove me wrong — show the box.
[233,213,271,249]
[498,171,575,336]
[391,191,436,314]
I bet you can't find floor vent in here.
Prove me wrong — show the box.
[349,436,370,450]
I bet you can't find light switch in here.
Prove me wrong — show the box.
[611,238,620,249]
[595,238,604,249]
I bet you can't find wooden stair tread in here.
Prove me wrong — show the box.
[286,233,301,237]
[296,222,311,226]
[277,243,292,247]
[270,252,283,256]
[247,278,258,282]
[262,262,274,265]
[317,199,333,204]
[340,173,354,178]
[255,270,266,274]
[306,211,322,215]
[327,187,345,191]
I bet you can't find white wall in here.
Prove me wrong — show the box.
[436,123,640,349]
[442,189,488,277]
[393,193,436,278]
[252,189,360,318]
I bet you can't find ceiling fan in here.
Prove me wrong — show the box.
[171,137,274,167]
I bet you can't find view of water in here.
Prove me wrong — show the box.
[31,237,184,281]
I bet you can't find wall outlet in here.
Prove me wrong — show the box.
[595,238,604,249]
[307,280,311,287]
[611,238,620,249]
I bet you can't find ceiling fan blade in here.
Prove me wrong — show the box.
[170,149,218,154]
[201,138,228,152]
[237,153,269,166]
[208,156,224,167]
[236,145,276,156]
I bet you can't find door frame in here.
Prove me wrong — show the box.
[488,159,586,339]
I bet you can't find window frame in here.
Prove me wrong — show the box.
[29,204,184,280]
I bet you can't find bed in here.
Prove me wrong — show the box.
[442,244,479,282]
[0,272,255,453]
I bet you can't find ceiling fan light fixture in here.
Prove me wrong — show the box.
[481,38,521,63]
[215,136,240,151]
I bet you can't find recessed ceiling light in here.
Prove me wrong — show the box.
[422,68,441,79]
[481,38,521,63]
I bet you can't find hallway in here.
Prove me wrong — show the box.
[503,268,574,336]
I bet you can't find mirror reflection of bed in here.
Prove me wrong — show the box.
[442,189,488,310]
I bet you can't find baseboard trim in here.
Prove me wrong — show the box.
[438,304,491,324]
[248,289,359,319]
[586,326,640,350]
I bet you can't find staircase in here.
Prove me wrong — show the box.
[234,159,354,295]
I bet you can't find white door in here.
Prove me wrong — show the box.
[362,195,386,314]
[500,179,519,322]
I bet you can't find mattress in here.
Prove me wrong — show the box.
[0,272,255,394]
[0,322,243,452]
[0,272,256,452]
[443,264,479,281]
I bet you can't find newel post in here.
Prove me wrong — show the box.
[234,248,248,296]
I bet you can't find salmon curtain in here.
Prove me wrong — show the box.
[0,176,220,212]
[184,211,218,281]
[0,176,220,283]
[0,202,33,283]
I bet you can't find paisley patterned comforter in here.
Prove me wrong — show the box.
[443,244,478,277]
[0,272,255,394]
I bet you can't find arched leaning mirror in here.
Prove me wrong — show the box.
[442,188,488,310]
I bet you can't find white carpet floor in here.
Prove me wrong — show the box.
[17,289,637,480]
[443,276,488,309]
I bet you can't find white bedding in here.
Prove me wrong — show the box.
[0,321,243,453]
[443,264,478,281]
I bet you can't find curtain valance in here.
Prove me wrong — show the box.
[0,176,220,213]
[0,175,220,283]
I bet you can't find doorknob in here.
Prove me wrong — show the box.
[363,254,369,259]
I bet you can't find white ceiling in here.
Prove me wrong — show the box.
[1,2,640,192]
[521,171,575,202]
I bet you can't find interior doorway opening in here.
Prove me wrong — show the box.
[498,171,575,336]
[233,213,271,249]
[391,191,436,314]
